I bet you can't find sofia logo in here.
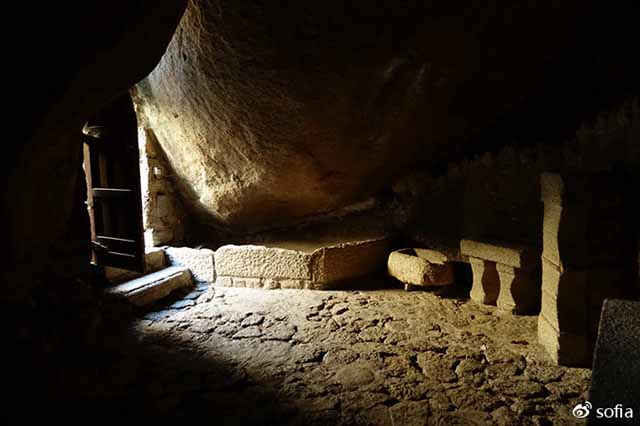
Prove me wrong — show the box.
[573,401,592,418]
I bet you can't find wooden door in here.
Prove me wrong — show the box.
[83,94,145,272]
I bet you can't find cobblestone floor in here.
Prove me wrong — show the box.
[93,282,590,425]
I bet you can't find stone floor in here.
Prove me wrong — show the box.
[56,280,591,425]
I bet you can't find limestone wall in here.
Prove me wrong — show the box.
[138,126,187,246]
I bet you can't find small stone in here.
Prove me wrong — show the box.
[358,327,386,343]
[385,379,432,401]
[144,309,178,321]
[545,380,586,399]
[189,319,216,333]
[215,322,240,337]
[447,387,502,411]
[232,325,262,339]
[263,323,296,341]
[383,355,418,378]
[196,282,210,291]
[389,400,431,426]
[171,299,195,309]
[331,304,349,316]
[241,313,264,326]
[486,362,521,379]
[292,345,325,364]
[491,378,548,398]
[510,399,549,416]
[456,358,485,376]
[491,406,515,426]
[196,291,215,304]
[417,352,458,383]
[183,290,203,300]
[323,348,359,365]
[326,319,340,331]
[524,364,565,384]
[333,362,376,389]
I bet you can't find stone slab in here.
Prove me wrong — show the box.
[215,237,391,290]
[165,246,215,284]
[215,245,313,280]
[106,266,193,306]
[315,237,390,285]
[460,239,537,270]
[588,299,640,423]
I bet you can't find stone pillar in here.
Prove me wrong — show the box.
[462,239,539,312]
[496,264,540,314]
[468,258,500,305]
[538,172,638,366]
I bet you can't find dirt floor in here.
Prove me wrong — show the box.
[49,280,591,425]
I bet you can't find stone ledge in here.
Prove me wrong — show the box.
[460,239,538,270]
[106,266,192,306]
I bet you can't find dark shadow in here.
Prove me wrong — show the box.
[7,290,333,426]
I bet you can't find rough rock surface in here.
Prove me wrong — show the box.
[133,0,596,231]
[74,284,591,425]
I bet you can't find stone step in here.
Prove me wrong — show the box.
[145,247,167,272]
[106,266,193,306]
[105,247,168,283]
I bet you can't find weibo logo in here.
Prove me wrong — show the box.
[573,401,592,419]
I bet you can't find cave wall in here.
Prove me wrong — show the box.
[134,0,635,234]
[399,99,640,251]
[3,2,187,303]
[2,0,187,413]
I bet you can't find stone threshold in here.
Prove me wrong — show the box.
[106,265,193,306]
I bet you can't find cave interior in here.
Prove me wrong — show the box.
[4,1,639,425]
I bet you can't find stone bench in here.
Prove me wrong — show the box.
[460,239,540,314]
[387,248,454,291]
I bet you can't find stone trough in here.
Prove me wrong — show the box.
[387,248,455,290]
[214,236,390,290]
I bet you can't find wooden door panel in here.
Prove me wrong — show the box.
[83,94,145,273]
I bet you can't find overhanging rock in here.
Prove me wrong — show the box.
[214,237,390,290]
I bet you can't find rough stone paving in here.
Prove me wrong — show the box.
[106,285,589,425]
